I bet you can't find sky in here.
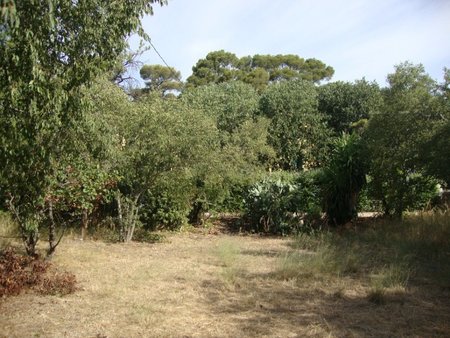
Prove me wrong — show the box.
[129,0,450,86]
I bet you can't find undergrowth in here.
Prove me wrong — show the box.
[276,211,450,302]
[0,248,77,297]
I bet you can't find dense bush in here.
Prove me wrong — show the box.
[366,172,441,215]
[244,171,321,235]
[141,190,191,230]
[357,183,383,212]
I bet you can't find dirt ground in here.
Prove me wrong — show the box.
[1,231,449,337]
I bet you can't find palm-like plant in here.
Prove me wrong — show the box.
[321,133,366,226]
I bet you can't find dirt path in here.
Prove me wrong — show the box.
[0,233,449,337]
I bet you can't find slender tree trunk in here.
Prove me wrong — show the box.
[125,194,140,242]
[47,200,56,257]
[81,209,88,240]
[116,192,140,243]
[24,229,39,258]
[117,191,124,242]
[8,198,38,257]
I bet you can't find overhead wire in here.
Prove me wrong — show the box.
[148,39,181,80]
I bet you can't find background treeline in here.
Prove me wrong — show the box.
[1,2,448,257]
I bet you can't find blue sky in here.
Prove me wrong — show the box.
[130,0,450,86]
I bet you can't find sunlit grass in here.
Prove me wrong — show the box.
[0,211,19,249]
[214,239,241,286]
[276,211,450,298]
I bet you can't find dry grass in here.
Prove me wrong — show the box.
[0,213,449,337]
[0,212,19,249]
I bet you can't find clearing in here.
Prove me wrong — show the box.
[1,220,449,337]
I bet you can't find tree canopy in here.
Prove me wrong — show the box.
[259,80,332,170]
[140,64,182,95]
[186,50,334,91]
[318,79,383,134]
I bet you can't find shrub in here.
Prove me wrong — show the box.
[319,133,366,226]
[357,179,383,212]
[366,171,441,216]
[141,190,190,230]
[244,171,321,235]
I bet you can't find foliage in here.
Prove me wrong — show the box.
[363,62,445,216]
[259,79,332,170]
[140,64,182,96]
[100,89,223,234]
[181,82,274,216]
[182,81,260,133]
[318,79,383,134]
[0,0,166,255]
[419,120,450,186]
[131,228,166,243]
[319,133,366,226]
[357,180,383,212]
[186,50,241,87]
[141,186,192,230]
[0,212,17,250]
[248,54,334,83]
[244,171,321,235]
[109,43,150,86]
[186,50,334,91]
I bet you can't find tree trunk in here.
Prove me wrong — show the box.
[117,191,124,242]
[47,200,56,257]
[81,209,88,240]
[117,192,140,243]
[188,201,203,225]
[24,229,39,258]
[8,198,39,257]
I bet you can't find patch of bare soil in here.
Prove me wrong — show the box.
[0,232,449,337]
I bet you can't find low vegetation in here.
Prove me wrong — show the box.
[0,248,77,297]
[1,212,449,337]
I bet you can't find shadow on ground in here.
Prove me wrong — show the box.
[201,252,450,337]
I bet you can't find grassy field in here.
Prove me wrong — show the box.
[1,213,449,337]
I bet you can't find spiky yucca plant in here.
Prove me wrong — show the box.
[321,133,366,226]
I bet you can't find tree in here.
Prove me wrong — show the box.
[250,54,334,83]
[182,81,260,133]
[0,0,167,255]
[181,82,274,218]
[140,64,182,96]
[186,50,241,87]
[364,62,444,216]
[259,80,332,170]
[318,79,383,134]
[419,67,450,186]
[110,43,150,86]
[419,120,450,187]
[95,89,222,237]
[186,50,334,90]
